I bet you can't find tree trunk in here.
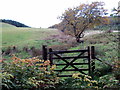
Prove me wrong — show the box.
[76,37,84,43]
[76,37,80,42]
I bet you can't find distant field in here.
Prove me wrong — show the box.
[1,22,62,49]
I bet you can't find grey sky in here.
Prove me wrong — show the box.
[1,0,119,28]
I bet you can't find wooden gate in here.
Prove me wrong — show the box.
[42,45,95,77]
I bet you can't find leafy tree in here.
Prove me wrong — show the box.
[109,7,120,30]
[59,2,109,42]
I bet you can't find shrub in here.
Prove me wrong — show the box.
[2,55,59,89]
[98,74,119,89]
[56,73,98,89]
[49,44,71,50]
[112,60,120,83]
[94,66,112,77]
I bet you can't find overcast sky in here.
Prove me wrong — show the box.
[0,0,119,28]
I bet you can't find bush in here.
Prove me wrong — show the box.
[94,66,112,77]
[98,74,119,89]
[2,55,59,89]
[56,73,98,89]
[49,44,72,50]
[112,60,120,83]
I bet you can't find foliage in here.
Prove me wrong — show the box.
[84,32,119,62]
[112,60,120,82]
[56,73,98,89]
[70,31,119,89]
[109,7,120,30]
[111,7,119,16]
[94,66,112,77]
[58,2,109,42]
[98,74,119,89]
[0,72,14,89]
[2,56,59,89]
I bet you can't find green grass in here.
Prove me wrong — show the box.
[1,22,61,49]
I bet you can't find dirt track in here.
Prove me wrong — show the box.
[84,30,103,37]
[84,30,119,37]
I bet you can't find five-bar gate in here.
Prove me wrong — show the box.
[42,45,95,77]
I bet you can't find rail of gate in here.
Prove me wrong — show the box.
[42,45,95,77]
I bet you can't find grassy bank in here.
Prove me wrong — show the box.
[1,22,61,48]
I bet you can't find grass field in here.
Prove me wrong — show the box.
[1,22,76,59]
[2,22,119,59]
[1,22,62,49]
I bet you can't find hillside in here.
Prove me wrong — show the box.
[2,22,119,61]
[0,19,29,27]
[0,22,17,28]
[1,22,75,49]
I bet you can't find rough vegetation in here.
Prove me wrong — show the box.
[1,22,120,89]
[1,1,120,89]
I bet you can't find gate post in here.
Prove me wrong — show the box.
[88,46,91,75]
[42,45,47,61]
[91,46,95,73]
[91,46,95,59]
[49,48,53,65]
[89,46,96,78]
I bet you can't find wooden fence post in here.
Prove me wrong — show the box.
[49,48,53,65]
[42,45,47,61]
[91,46,95,77]
[88,46,91,75]
[91,46,95,59]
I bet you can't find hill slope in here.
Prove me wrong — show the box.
[0,22,17,28]
[1,22,75,49]
[0,19,29,27]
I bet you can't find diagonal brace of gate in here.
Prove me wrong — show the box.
[54,51,86,74]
